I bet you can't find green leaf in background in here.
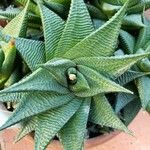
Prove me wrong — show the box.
[137,76,150,111]
[90,94,131,133]
[119,30,135,54]
[123,14,145,29]
[2,0,30,37]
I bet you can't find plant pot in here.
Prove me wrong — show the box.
[0,109,150,150]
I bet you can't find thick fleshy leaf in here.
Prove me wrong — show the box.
[44,1,69,19]
[74,65,132,97]
[128,0,150,14]
[90,94,130,133]
[59,98,91,150]
[35,99,82,150]
[15,38,45,71]
[0,92,26,102]
[87,4,107,20]
[75,53,150,78]
[15,117,37,142]
[0,7,40,23]
[115,92,137,113]
[123,99,141,125]
[0,68,69,94]
[37,2,65,60]
[0,48,4,68]
[137,76,150,110]
[123,14,145,29]
[116,70,150,85]
[119,30,135,54]
[0,8,21,20]
[63,1,129,59]
[135,16,150,51]
[15,0,37,14]
[0,92,74,130]
[54,0,94,57]
[2,0,30,37]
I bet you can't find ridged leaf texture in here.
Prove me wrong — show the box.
[63,0,129,59]
[90,94,131,133]
[1,0,150,150]
[38,1,65,60]
[2,0,30,37]
[59,99,91,150]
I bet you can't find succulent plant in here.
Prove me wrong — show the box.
[0,0,150,150]
[119,14,150,113]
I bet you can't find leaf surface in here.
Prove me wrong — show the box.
[54,0,94,57]
[0,68,69,94]
[75,53,150,77]
[16,38,45,71]
[59,98,91,150]
[63,1,129,59]
[35,99,82,150]
[74,65,132,97]
[38,2,65,60]
[90,94,130,133]
[0,93,74,130]
[2,0,30,37]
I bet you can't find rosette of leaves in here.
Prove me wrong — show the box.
[119,14,150,114]
[89,0,150,30]
[0,0,150,150]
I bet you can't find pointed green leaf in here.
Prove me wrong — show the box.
[37,2,65,60]
[15,117,37,142]
[2,0,30,37]
[116,70,150,85]
[54,0,94,57]
[63,1,129,59]
[0,92,26,102]
[90,94,130,133]
[44,1,69,19]
[15,0,37,14]
[0,68,69,94]
[16,38,45,71]
[135,16,150,51]
[87,4,107,20]
[59,98,91,150]
[128,0,150,14]
[0,7,21,20]
[137,76,150,110]
[119,30,135,54]
[123,99,141,125]
[0,92,74,130]
[75,53,150,78]
[115,92,136,113]
[74,65,132,97]
[123,14,145,29]
[35,99,82,150]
